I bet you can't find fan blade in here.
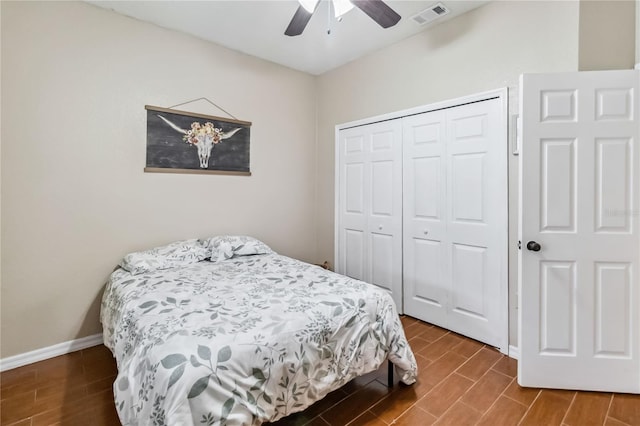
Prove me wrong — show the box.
[285,5,313,36]
[351,0,401,28]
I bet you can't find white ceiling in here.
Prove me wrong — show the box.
[88,0,488,75]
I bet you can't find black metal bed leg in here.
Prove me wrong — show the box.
[387,360,394,388]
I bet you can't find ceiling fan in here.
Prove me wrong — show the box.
[285,0,401,36]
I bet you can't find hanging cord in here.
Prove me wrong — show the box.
[327,0,332,35]
[167,97,239,120]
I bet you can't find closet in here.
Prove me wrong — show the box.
[335,90,508,351]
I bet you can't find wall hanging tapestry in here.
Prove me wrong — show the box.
[144,105,252,175]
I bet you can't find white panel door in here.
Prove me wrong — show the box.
[519,70,640,392]
[402,110,449,326]
[447,100,507,348]
[403,98,508,350]
[339,128,367,282]
[338,120,403,311]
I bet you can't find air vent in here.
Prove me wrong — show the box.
[433,5,447,15]
[411,2,450,25]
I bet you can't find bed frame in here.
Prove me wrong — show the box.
[387,360,394,387]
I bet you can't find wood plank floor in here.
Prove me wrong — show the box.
[2,316,639,425]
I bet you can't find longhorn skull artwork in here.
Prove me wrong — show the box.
[157,115,242,169]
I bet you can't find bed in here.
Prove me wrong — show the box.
[101,236,418,425]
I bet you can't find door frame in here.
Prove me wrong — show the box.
[334,88,509,354]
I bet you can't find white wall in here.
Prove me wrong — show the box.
[0,1,317,358]
[578,0,635,70]
[637,0,640,67]
[315,0,581,346]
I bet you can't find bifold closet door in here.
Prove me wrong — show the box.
[403,98,507,350]
[337,120,403,311]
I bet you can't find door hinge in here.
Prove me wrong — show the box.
[518,240,521,250]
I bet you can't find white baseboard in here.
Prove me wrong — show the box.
[636,63,640,70]
[508,344,520,360]
[0,333,104,372]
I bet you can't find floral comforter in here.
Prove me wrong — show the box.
[101,254,417,425]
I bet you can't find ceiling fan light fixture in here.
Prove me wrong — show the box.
[299,0,319,13]
[333,0,354,18]
[287,0,400,36]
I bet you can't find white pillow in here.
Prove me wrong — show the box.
[204,236,274,262]
[119,239,209,275]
